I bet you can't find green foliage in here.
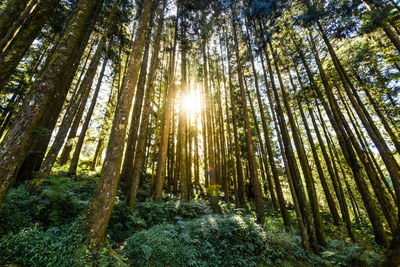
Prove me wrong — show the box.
[0,176,385,266]
[0,185,38,235]
[123,214,312,266]
[0,224,128,267]
[107,199,211,244]
[0,226,82,266]
[0,175,96,235]
[38,176,89,226]
[313,239,384,266]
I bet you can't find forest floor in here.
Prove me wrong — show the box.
[0,166,386,266]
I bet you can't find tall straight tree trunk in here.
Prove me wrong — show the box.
[58,44,95,166]
[130,1,165,206]
[269,42,326,246]
[168,92,176,193]
[224,25,245,208]
[262,38,319,252]
[68,57,109,174]
[214,63,228,202]
[246,85,277,208]
[177,16,188,201]
[317,21,400,252]
[201,16,221,212]
[0,0,30,41]
[34,35,108,182]
[0,0,103,204]
[351,71,400,155]
[194,115,200,187]
[247,24,291,228]
[291,33,356,240]
[0,0,60,90]
[220,35,237,205]
[232,14,264,224]
[153,4,178,201]
[336,85,397,234]
[201,86,209,189]
[14,10,94,182]
[82,0,154,247]
[91,74,118,169]
[317,21,400,217]
[292,71,341,226]
[120,14,154,193]
[307,30,389,247]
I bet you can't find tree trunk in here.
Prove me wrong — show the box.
[291,72,341,227]
[224,25,245,208]
[0,0,103,204]
[129,1,165,207]
[292,33,356,240]
[232,14,264,224]
[0,0,30,41]
[120,15,154,193]
[0,0,59,90]
[153,5,178,201]
[82,0,153,248]
[58,43,96,166]
[68,56,109,174]
[308,29,389,247]
[35,35,107,182]
[91,74,118,169]
[262,38,319,252]
[247,23,291,229]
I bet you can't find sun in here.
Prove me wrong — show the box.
[182,92,201,114]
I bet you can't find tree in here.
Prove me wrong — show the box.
[82,0,154,247]
[0,0,104,204]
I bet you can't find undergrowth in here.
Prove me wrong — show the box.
[0,174,384,266]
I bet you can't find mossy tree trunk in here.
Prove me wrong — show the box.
[0,0,103,204]
[82,0,154,248]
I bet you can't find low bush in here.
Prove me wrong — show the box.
[0,175,97,236]
[108,199,210,245]
[123,214,308,266]
[0,226,82,266]
[0,185,38,236]
[123,213,384,267]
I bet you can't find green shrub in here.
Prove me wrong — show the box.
[0,226,82,266]
[123,214,285,266]
[108,199,210,245]
[315,239,384,266]
[38,176,89,226]
[134,199,210,227]
[123,224,196,267]
[0,184,38,235]
[0,175,97,236]
[107,201,147,244]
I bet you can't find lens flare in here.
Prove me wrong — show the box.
[182,92,201,114]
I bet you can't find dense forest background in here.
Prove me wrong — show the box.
[0,0,400,266]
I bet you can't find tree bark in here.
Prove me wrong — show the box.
[262,38,319,252]
[0,0,103,204]
[82,0,153,247]
[0,0,30,41]
[308,29,389,247]
[0,0,59,90]
[153,5,178,201]
[120,14,154,193]
[224,26,245,208]
[68,56,109,174]
[232,13,264,224]
[35,35,107,182]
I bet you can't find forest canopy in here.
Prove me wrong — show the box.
[0,0,400,266]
